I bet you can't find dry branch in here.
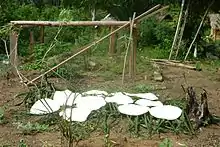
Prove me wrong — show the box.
[26,5,165,85]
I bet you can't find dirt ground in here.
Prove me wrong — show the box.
[0,65,220,147]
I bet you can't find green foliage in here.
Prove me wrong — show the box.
[19,139,27,147]
[16,122,49,135]
[0,107,5,124]
[40,6,60,20]
[159,138,173,147]
[139,18,175,52]
[134,84,156,93]
[13,4,39,20]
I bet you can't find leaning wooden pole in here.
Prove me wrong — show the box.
[184,0,214,61]
[26,5,163,85]
[169,0,185,60]
[175,0,190,59]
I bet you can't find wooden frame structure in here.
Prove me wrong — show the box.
[9,5,169,84]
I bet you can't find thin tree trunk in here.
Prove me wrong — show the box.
[184,0,215,61]
[175,0,190,59]
[169,0,185,60]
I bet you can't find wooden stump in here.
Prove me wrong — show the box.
[186,87,213,129]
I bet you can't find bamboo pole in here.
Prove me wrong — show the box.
[26,5,163,85]
[11,21,130,27]
[175,0,190,59]
[169,0,185,60]
[122,13,136,84]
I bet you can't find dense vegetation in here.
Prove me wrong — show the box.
[0,0,220,68]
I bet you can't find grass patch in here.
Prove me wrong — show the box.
[15,122,50,135]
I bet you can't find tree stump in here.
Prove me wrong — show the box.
[185,87,213,129]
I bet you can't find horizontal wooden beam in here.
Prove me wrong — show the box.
[10,21,131,27]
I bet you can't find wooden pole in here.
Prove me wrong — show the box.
[40,26,44,43]
[11,21,130,27]
[109,26,116,55]
[169,0,185,60]
[10,31,18,74]
[29,31,34,55]
[129,28,138,78]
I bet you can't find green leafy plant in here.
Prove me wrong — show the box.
[19,139,27,147]
[0,107,5,124]
[159,138,173,147]
[16,122,49,135]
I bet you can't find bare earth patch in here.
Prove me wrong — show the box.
[0,66,220,146]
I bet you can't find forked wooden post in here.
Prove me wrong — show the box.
[109,26,117,55]
[10,31,18,74]
[129,28,138,78]
[40,26,44,43]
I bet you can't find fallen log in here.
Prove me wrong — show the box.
[151,60,199,71]
[151,59,196,64]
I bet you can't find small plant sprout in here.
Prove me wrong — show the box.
[118,104,150,135]
[105,92,134,105]
[30,98,60,115]
[135,99,163,107]
[124,92,159,100]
